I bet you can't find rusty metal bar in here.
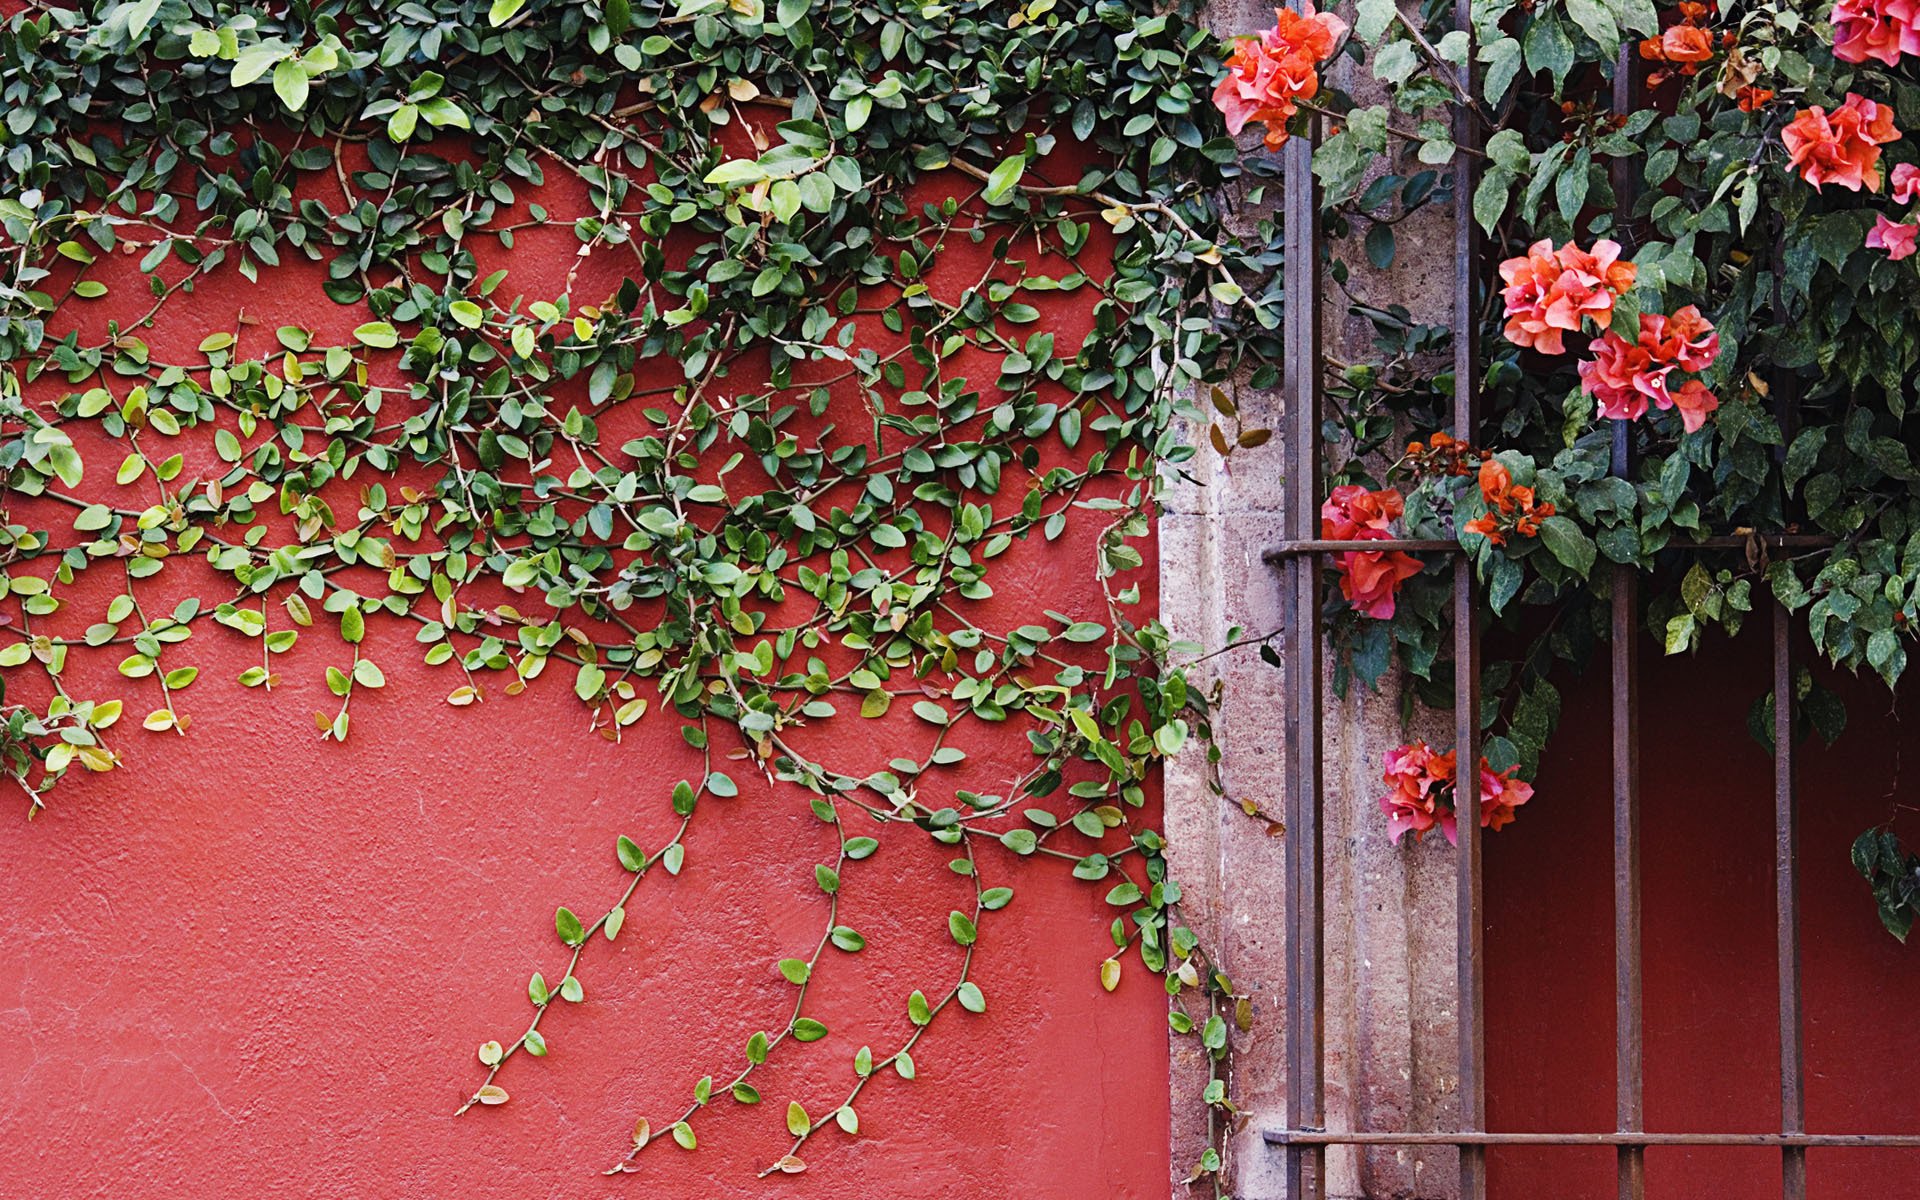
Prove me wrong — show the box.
[1775,602,1806,1200]
[1264,1130,1920,1149]
[1609,44,1646,1200]
[1279,13,1326,1195]
[1451,0,1484,1192]
[1262,532,1837,560]
[1771,250,1807,1200]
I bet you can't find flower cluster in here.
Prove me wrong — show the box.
[1868,163,1920,260]
[1577,306,1722,432]
[1497,239,1721,433]
[1638,2,1720,87]
[1321,485,1422,620]
[1401,431,1490,480]
[1783,92,1901,192]
[1829,0,1920,66]
[1462,460,1555,546]
[1498,238,1637,355]
[1379,742,1533,844]
[1211,5,1346,149]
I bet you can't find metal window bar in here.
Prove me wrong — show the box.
[1260,6,1914,1197]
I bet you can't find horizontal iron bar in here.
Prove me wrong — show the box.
[1262,1129,1920,1149]
[1262,532,1839,561]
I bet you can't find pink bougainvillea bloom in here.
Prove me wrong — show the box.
[1868,212,1920,260]
[1583,308,1721,429]
[1578,324,1672,421]
[1211,5,1347,149]
[1498,239,1636,354]
[1782,93,1902,192]
[1893,162,1920,202]
[1477,761,1533,833]
[1321,485,1422,619]
[1829,0,1920,65]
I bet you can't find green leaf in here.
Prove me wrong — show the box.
[947,911,977,946]
[956,982,985,1013]
[489,0,528,25]
[983,154,1025,205]
[786,1101,809,1136]
[1539,516,1597,578]
[556,906,585,945]
[272,59,310,111]
[790,1017,828,1041]
[617,835,646,872]
[778,958,811,984]
[353,322,399,349]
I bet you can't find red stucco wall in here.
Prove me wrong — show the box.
[1485,636,1920,1198]
[0,147,1169,1196]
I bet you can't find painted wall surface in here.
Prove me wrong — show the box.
[1485,635,1920,1198]
[0,147,1169,1197]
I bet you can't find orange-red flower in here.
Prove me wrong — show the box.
[1462,459,1555,546]
[1669,380,1721,433]
[1403,430,1488,479]
[1647,304,1720,373]
[1736,85,1775,112]
[1783,93,1902,192]
[1830,0,1920,66]
[1379,744,1532,844]
[1498,238,1637,354]
[1212,5,1347,149]
[1379,742,1457,844]
[1659,24,1715,63]
[1478,761,1533,833]
[1322,485,1422,620]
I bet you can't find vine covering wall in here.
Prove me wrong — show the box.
[0,0,1253,1186]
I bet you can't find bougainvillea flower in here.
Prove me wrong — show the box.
[1478,761,1533,833]
[1379,746,1532,843]
[1869,213,1920,261]
[1321,485,1422,619]
[1829,0,1920,66]
[1334,546,1424,619]
[1579,326,1673,421]
[1211,5,1347,149]
[1463,459,1554,546]
[1783,93,1902,192]
[1498,239,1637,354]
[1647,305,1719,373]
[1320,484,1400,538]
[1659,24,1716,64]
[1379,742,1457,844]
[1668,380,1721,433]
[1894,162,1920,203]
[1582,308,1721,428]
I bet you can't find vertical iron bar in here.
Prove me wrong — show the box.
[1770,255,1806,1200]
[1775,603,1805,1200]
[1609,48,1646,1200]
[1452,0,1485,1195]
[1280,25,1326,1198]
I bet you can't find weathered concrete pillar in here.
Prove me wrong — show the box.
[1167,4,1465,1196]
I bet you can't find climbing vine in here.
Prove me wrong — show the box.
[0,0,1283,1184]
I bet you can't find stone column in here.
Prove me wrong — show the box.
[1166,3,1465,1196]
